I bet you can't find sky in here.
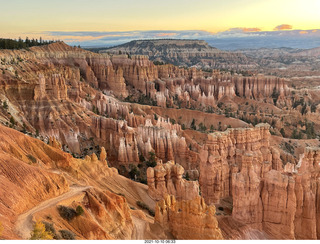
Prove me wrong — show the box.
[1,0,320,49]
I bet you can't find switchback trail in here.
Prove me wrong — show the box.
[14,185,91,239]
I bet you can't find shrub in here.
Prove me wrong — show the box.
[190,119,196,130]
[184,172,190,181]
[148,209,155,217]
[129,166,140,179]
[136,201,155,217]
[76,205,84,216]
[27,154,37,164]
[59,229,76,240]
[57,205,76,221]
[139,154,145,162]
[42,221,60,240]
[10,116,15,126]
[138,178,147,185]
[30,221,53,240]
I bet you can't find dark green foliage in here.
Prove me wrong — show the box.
[125,94,157,106]
[291,128,302,139]
[0,38,56,50]
[181,124,186,130]
[293,98,305,109]
[190,119,196,130]
[153,61,165,65]
[2,101,8,110]
[76,205,84,216]
[284,142,295,155]
[305,122,316,139]
[154,82,160,91]
[146,152,157,167]
[301,104,307,115]
[92,105,99,115]
[154,113,158,120]
[197,122,206,132]
[42,221,61,240]
[10,116,16,125]
[57,205,77,221]
[129,166,140,179]
[27,154,37,164]
[170,118,176,125]
[139,154,145,162]
[269,129,276,135]
[271,87,280,105]
[184,172,190,181]
[311,103,317,113]
[136,201,155,217]
[22,123,27,133]
[280,128,285,137]
[59,230,76,240]
[138,178,147,185]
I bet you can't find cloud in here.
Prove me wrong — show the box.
[242,28,262,32]
[226,27,262,33]
[155,33,177,37]
[35,28,320,49]
[273,24,292,31]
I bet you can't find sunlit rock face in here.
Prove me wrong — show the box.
[155,195,223,240]
[147,160,199,201]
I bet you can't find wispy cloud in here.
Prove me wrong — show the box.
[39,27,320,50]
[273,24,293,31]
[242,28,262,32]
[156,33,177,37]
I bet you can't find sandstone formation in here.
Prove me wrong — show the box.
[199,123,320,239]
[0,41,319,240]
[0,123,144,240]
[0,42,293,169]
[199,123,272,205]
[147,160,199,201]
[102,39,254,71]
[155,195,223,239]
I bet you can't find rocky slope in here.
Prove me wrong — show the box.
[155,195,223,239]
[0,123,160,240]
[0,42,319,240]
[0,41,295,171]
[197,124,320,239]
[101,39,255,70]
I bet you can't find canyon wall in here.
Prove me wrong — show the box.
[155,195,223,240]
[198,123,320,239]
[147,160,199,201]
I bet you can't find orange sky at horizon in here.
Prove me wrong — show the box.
[1,0,319,40]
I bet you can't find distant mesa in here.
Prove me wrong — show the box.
[101,39,250,70]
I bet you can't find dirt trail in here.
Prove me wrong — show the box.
[14,185,91,239]
[132,215,147,240]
